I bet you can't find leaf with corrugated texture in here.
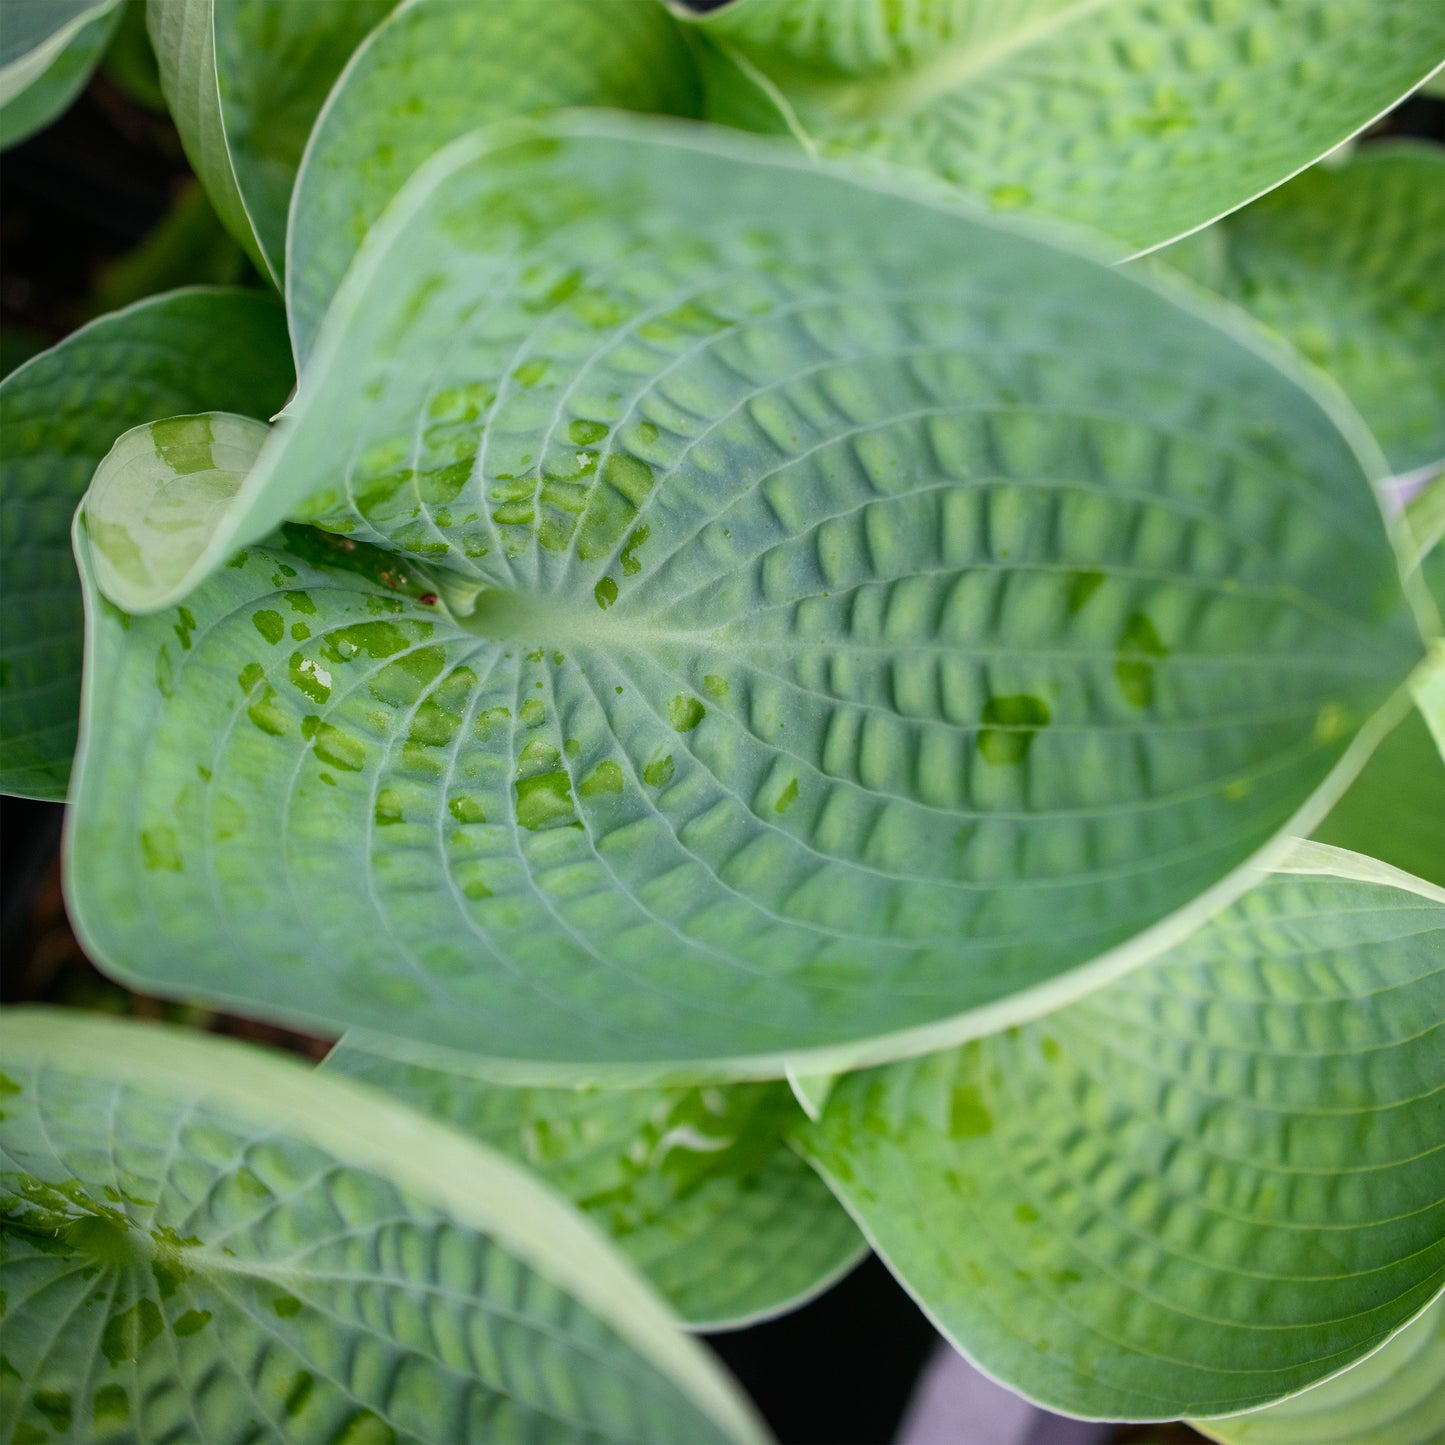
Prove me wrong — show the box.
[1192,1292,1445,1445]
[797,845,1445,1420]
[0,0,123,149]
[323,1035,864,1328]
[147,0,396,282]
[673,0,1445,254]
[285,0,700,361]
[0,1009,766,1445]
[67,117,1422,1075]
[1208,144,1445,478]
[0,287,292,800]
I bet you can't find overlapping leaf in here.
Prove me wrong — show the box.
[324,1036,863,1328]
[69,118,1422,1073]
[672,0,1445,254]
[0,287,292,800]
[1206,144,1445,478]
[797,846,1445,1419]
[0,0,123,149]
[286,0,700,360]
[1193,1292,1445,1444]
[0,1010,766,1445]
[147,0,397,281]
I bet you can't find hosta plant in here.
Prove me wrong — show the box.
[2,1,1443,1441]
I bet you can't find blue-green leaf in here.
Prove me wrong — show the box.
[0,0,123,149]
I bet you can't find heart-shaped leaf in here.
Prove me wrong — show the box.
[285,0,701,360]
[1163,143,1445,478]
[68,118,1422,1074]
[673,0,1445,254]
[0,0,123,149]
[1192,1292,1445,1445]
[0,287,292,800]
[0,1009,766,1445]
[796,844,1445,1420]
[147,0,398,282]
[323,1036,864,1328]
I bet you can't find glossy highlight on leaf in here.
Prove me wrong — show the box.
[797,848,1445,1419]
[65,116,1424,1075]
[0,286,292,800]
[0,1009,766,1445]
[0,0,123,149]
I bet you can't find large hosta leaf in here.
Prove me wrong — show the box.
[285,0,700,361]
[324,1036,863,1328]
[0,287,292,800]
[1193,1292,1445,1445]
[1209,144,1445,478]
[0,1010,765,1445]
[0,0,123,149]
[147,0,397,283]
[673,0,1445,254]
[69,118,1422,1073]
[797,845,1445,1420]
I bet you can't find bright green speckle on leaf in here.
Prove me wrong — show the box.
[0,1073,19,1096]
[173,1309,211,1337]
[272,1294,302,1318]
[568,418,608,446]
[288,653,332,705]
[669,695,705,731]
[252,609,285,644]
[1315,702,1349,742]
[173,607,196,651]
[978,695,1052,764]
[1065,570,1105,614]
[285,590,316,615]
[310,722,364,771]
[1116,613,1169,709]
[247,685,289,736]
[580,760,624,797]
[463,877,492,900]
[513,359,548,387]
[774,777,799,813]
[336,1409,397,1445]
[520,698,545,728]
[238,662,265,693]
[31,1391,71,1433]
[101,1298,163,1366]
[449,796,486,824]
[989,184,1033,211]
[140,827,183,873]
[620,524,650,576]
[518,739,560,773]
[93,1384,129,1427]
[515,771,579,830]
[1014,1203,1040,1224]
[283,1372,315,1418]
[290,622,310,641]
[474,706,510,742]
[949,1084,994,1138]
[155,645,174,698]
[375,789,405,826]
[643,754,674,787]
[703,675,728,699]
[1040,1036,1061,1063]
[564,738,580,758]
[595,576,618,609]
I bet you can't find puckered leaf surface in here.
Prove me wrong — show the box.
[285,0,700,360]
[1193,1292,1445,1445]
[797,846,1445,1420]
[0,1009,766,1445]
[323,1036,864,1328]
[673,0,1445,254]
[68,118,1422,1074]
[147,0,397,282]
[0,0,123,149]
[0,287,292,800]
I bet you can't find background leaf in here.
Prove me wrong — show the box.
[323,1036,864,1329]
[1192,1292,1445,1444]
[674,0,1445,254]
[0,287,292,800]
[285,0,701,361]
[66,118,1423,1072]
[0,0,123,150]
[147,0,397,283]
[796,848,1445,1420]
[1191,144,1444,478]
[0,1009,765,1445]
